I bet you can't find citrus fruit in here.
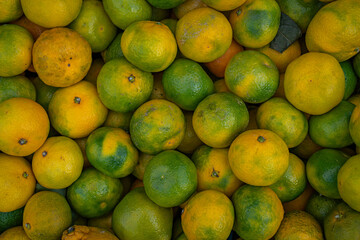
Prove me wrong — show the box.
[32,136,84,189]
[191,145,243,197]
[48,81,108,139]
[204,40,244,78]
[103,111,133,131]
[162,58,214,111]
[102,33,124,63]
[290,134,323,160]
[23,191,72,240]
[269,153,306,202]
[177,111,203,154]
[0,0,23,23]
[256,97,308,148]
[306,149,349,199]
[193,92,249,148]
[284,52,345,115]
[103,0,152,30]
[84,58,104,85]
[0,226,30,240]
[132,153,153,180]
[349,104,360,146]
[253,41,302,73]
[69,0,117,53]
[87,211,113,232]
[305,193,340,224]
[130,99,186,154]
[176,233,187,240]
[31,77,58,111]
[160,18,177,35]
[147,0,186,9]
[275,0,325,32]
[229,0,281,48]
[150,6,170,21]
[274,211,323,240]
[173,0,207,19]
[0,98,49,156]
[0,154,35,213]
[225,50,279,104]
[0,76,36,103]
[97,57,154,112]
[62,225,119,240]
[0,207,24,234]
[143,150,197,207]
[67,168,123,218]
[201,0,246,11]
[309,101,355,148]
[354,53,360,78]
[181,190,234,240]
[32,27,92,87]
[348,93,360,106]
[340,60,358,100]
[112,187,173,240]
[20,0,82,28]
[176,7,232,63]
[283,183,315,213]
[305,0,360,62]
[0,24,33,77]
[229,129,289,186]
[232,185,284,240]
[324,202,360,240]
[10,15,48,41]
[121,21,177,72]
[337,154,360,212]
[214,79,230,93]
[86,127,138,178]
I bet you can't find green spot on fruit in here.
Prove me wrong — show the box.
[67,226,75,234]
[257,136,266,143]
[25,223,31,229]
[23,172,28,178]
[237,9,242,16]
[18,138,27,145]
[74,97,81,104]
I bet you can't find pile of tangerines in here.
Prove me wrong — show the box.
[1,0,360,239]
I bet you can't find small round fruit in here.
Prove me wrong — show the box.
[305,193,340,224]
[182,190,234,240]
[0,75,36,103]
[229,129,289,186]
[143,150,197,208]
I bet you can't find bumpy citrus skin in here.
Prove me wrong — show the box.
[269,153,307,202]
[305,0,360,62]
[48,81,108,139]
[162,58,214,111]
[69,0,117,53]
[112,187,173,240]
[147,0,186,9]
[0,98,49,157]
[306,149,349,199]
[121,21,177,72]
[229,0,281,48]
[349,104,360,146]
[201,0,246,11]
[256,97,308,148]
[86,127,139,178]
[143,150,197,208]
[32,28,92,87]
[274,211,323,240]
[232,185,284,240]
[130,99,186,155]
[284,52,345,115]
[337,155,360,212]
[0,154,36,213]
[193,92,249,148]
[309,101,355,148]
[0,24,33,77]
[32,136,84,189]
[176,7,233,63]
[97,58,153,113]
[225,50,279,104]
[182,190,234,240]
[0,75,36,103]
[229,129,289,186]
[20,0,82,28]
[0,226,30,240]
[177,111,203,154]
[103,0,152,30]
[305,193,340,224]
[191,145,243,197]
[0,0,23,23]
[23,191,72,240]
